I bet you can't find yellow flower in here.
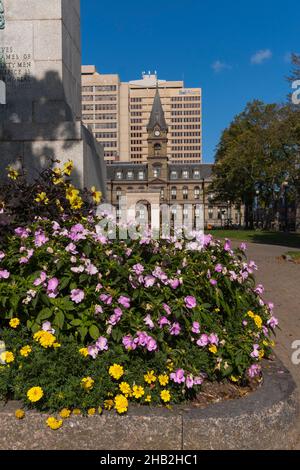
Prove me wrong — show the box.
[59,408,71,419]
[160,389,171,403]
[215,308,220,313]
[132,385,145,399]
[9,318,20,329]
[90,186,102,204]
[81,377,94,391]
[7,166,19,180]
[27,386,44,403]
[119,382,132,397]
[66,186,79,201]
[20,346,32,357]
[144,370,157,384]
[35,192,49,205]
[72,409,81,415]
[63,160,74,176]
[53,342,61,349]
[46,417,63,430]
[166,360,174,372]
[230,375,239,383]
[1,351,15,364]
[259,350,265,360]
[104,399,114,411]
[109,364,124,380]
[145,395,152,403]
[88,408,96,416]
[70,196,83,210]
[98,407,103,415]
[34,330,56,348]
[247,311,255,319]
[15,409,25,420]
[79,348,89,357]
[209,345,218,354]
[263,340,269,347]
[158,374,169,386]
[52,168,64,185]
[254,315,263,329]
[114,395,128,414]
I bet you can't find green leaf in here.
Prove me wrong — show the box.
[89,325,100,340]
[37,308,52,322]
[78,326,88,342]
[54,311,65,329]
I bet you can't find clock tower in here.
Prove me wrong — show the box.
[147,87,168,159]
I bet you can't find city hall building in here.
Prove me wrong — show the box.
[106,88,243,230]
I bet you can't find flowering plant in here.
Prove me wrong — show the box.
[0,165,279,424]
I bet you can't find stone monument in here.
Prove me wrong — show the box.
[0,0,106,194]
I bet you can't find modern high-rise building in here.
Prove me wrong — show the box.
[81,66,202,165]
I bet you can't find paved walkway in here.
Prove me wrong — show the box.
[244,243,300,449]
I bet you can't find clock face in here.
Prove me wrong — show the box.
[154,130,161,137]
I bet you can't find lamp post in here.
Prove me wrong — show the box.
[282,181,289,232]
[255,190,260,229]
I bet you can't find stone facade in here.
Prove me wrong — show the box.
[107,90,242,229]
[0,0,106,194]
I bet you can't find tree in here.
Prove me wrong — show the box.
[212,101,299,229]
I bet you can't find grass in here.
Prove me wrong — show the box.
[284,251,300,261]
[206,229,300,249]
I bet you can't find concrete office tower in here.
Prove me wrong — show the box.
[81,67,202,165]
[0,0,106,194]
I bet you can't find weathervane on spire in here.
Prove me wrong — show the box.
[0,1,5,30]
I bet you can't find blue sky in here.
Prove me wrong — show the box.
[81,0,299,163]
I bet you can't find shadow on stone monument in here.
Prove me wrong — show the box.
[0,0,106,194]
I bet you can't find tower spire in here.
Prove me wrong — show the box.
[147,87,168,132]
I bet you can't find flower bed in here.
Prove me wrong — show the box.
[0,164,279,430]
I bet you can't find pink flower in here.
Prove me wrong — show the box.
[248,364,261,378]
[34,271,47,287]
[208,333,219,346]
[34,229,49,247]
[254,284,264,296]
[88,345,99,359]
[163,303,172,316]
[70,288,85,304]
[144,314,155,329]
[186,375,194,389]
[224,239,231,252]
[185,296,197,309]
[95,305,103,315]
[192,322,200,334]
[267,316,279,329]
[197,334,209,347]
[250,344,260,359]
[132,264,144,275]
[100,293,113,305]
[144,275,156,288]
[0,251,5,260]
[122,335,136,350]
[210,279,217,286]
[109,307,123,326]
[15,227,30,238]
[215,264,223,273]
[169,278,180,289]
[146,336,157,352]
[47,278,59,298]
[71,265,85,274]
[158,316,171,328]
[193,376,204,386]
[96,336,108,351]
[86,262,98,276]
[170,369,185,384]
[65,243,78,254]
[136,331,149,347]
[170,322,181,336]
[0,269,10,279]
[42,321,55,334]
[118,296,131,309]
[240,243,247,251]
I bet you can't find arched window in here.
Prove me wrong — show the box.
[194,186,200,200]
[154,143,161,156]
[183,187,189,200]
[116,187,122,200]
[171,187,177,200]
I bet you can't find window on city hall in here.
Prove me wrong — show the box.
[194,170,200,179]
[183,187,189,200]
[194,187,200,199]
[182,170,189,179]
[171,187,177,200]
[138,171,144,180]
[116,171,122,180]
[127,171,134,179]
[170,171,178,179]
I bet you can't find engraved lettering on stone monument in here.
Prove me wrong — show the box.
[0,46,33,88]
[0,1,5,30]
